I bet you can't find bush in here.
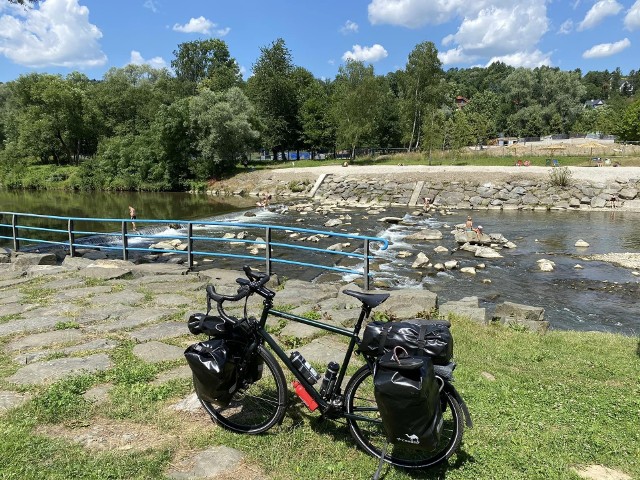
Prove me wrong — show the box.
[548,166,573,187]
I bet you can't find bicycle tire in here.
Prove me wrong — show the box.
[344,364,464,468]
[196,345,288,434]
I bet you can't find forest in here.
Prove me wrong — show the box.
[1,37,640,191]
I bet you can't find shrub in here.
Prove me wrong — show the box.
[548,166,573,187]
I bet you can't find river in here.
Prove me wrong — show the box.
[1,189,639,335]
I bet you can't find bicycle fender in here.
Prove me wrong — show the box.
[444,382,473,428]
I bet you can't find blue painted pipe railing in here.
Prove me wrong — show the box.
[0,212,389,289]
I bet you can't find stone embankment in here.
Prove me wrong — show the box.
[0,248,545,478]
[204,165,640,212]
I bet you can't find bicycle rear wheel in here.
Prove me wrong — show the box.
[344,365,464,468]
[196,345,287,434]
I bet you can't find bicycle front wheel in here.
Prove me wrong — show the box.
[344,365,464,468]
[196,345,287,434]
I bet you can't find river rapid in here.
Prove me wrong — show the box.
[2,189,639,335]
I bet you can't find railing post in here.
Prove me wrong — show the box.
[122,221,128,261]
[11,214,19,251]
[187,222,193,269]
[68,219,75,257]
[265,227,272,275]
[363,239,370,290]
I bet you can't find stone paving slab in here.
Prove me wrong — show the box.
[38,277,87,290]
[132,341,184,363]
[0,276,31,288]
[53,286,114,301]
[26,265,72,276]
[5,329,85,352]
[0,289,24,304]
[90,290,146,306]
[7,353,112,386]
[0,390,32,411]
[130,264,190,276]
[130,274,200,285]
[294,335,361,368]
[142,282,205,294]
[152,294,193,307]
[0,316,71,337]
[83,384,114,403]
[14,338,118,365]
[0,302,35,317]
[128,322,186,342]
[167,446,245,480]
[80,267,133,280]
[87,308,178,333]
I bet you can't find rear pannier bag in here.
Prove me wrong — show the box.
[373,347,443,450]
[184,339,237,406]
[359,319,453,365]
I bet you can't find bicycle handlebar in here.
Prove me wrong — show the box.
[206,266,274,321]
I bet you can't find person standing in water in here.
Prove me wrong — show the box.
[128,205,137,232]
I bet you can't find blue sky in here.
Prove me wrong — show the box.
[1,0,640,83]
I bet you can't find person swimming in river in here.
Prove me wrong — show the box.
[128,205,137,232]
[256,194,272,208]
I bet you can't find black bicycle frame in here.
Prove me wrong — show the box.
[254,295,377,422]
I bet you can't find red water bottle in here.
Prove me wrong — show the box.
[292,381,318,411]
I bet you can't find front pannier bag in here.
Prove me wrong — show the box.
[184,339,237,406]
[373,347,443,450]
[360,319,453,365]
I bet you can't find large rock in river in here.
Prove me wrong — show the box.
[406,229,443,241]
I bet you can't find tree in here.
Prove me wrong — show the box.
[618,99,640,141]
[189,87,259,177]
[331,61,383,158]
[171,39,242,93]
[399,42,444,151]
[246,38,299,161]
[299,78,336,155]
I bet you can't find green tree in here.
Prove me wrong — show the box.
[171,39,242,93]
[299,78,336,155]
[246,38,299,161]
[618,99,640,141]
[189,87,259,177]
[399,42,444,151]
[331,61,382,158]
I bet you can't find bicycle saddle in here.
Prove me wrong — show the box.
[343,289,390,308]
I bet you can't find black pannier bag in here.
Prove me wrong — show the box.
[373,347,443,450]
[184,339,238,406]
[359,319,453,365]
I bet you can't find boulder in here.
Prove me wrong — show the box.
[475,247,503,259]
[494,301,545,322]
[411,252,430,268]
[444,260,459,270]
[575,239,590,247]
[405,229,443,241]
[378,289,438,320]
[537,259,555,271]
[11,253,57,268]
[460,267,476,275]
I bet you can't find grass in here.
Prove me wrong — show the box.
[0,318,638,479]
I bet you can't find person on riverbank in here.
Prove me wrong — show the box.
[129,205,137,232]
[422,197,431,212]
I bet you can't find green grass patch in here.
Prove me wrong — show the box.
[54,320,81,330]
[0,318,638,479]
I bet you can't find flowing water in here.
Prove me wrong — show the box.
[2,189,639,335]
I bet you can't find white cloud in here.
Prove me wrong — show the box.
[582,37,630,58]
[129,50,167,69]
[558,19,573,34]
[485,49,552,68]
[368,0,461,28]
[0,0,106,68]
[340,20,358,34]
[143,0,158,13]
[443,2,549,58]
[342,44,388,63]
[438,47,476,65]
[577,0,623,31]
[173,16,229,36]
[624,0,640,30]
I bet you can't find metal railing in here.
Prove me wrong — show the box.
[0,212,389,290]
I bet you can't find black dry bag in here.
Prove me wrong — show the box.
[373,347,443,450]
[184,339,237,406]
[360,319,453,365]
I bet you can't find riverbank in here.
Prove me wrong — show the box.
[204,165,640,212]
[0,256,638,479]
